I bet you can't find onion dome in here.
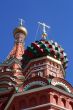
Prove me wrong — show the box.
[22,39,68,69]
[13,19,27,38]
[13,26,27,37]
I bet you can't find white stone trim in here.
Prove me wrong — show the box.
[53,82,71,93]
[23,56,61,71]
[47,56,61,64]
[22,103,70,110]
[24,81,47,91]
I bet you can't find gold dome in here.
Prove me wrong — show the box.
[13,26,27,37]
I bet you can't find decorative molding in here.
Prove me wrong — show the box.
[4,85,73,110]
[23,56,62,71]
[23,81,47,91]
[52,81,71,93]
[0,57,21,67]
[22,103,70,110]
[24,63,64,80]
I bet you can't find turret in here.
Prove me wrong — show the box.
[13,19,27,43]
[7,19,27,60]
[13,19,27,60]
[22,22,68,80]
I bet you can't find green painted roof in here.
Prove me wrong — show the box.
[22,39,68,69]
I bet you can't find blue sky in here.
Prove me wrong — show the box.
[0,0,73,85]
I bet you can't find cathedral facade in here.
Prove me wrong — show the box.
[0,22,73,110]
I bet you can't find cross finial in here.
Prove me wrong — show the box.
[19,18,24,26]
[38,22,51,39]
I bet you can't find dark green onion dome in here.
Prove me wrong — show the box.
[22,39,68,69]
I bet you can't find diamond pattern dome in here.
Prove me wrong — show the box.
[22,39,68,69]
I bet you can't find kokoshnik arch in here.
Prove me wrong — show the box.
[0,20,73,110]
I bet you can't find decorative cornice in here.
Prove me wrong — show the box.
[22,103,70,110]
[23,56,63,71]
[0,57,21,67]
[52,81,71,93]
[4,85,73,110]
[51,77,73,93]
[23,81,47,91]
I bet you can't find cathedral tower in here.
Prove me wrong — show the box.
[0,22,73,110]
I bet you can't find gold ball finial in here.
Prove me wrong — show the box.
[42,33,47,39]
[13,19,27,37]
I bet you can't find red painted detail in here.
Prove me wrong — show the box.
[24,50,35,58]
[32,42,44,53]
[50,49,55,55]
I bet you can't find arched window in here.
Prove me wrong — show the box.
[61,98,66,107]
[69,102,73,110]
[38,71,43,77]
[53,95,58,104]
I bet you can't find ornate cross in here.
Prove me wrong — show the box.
[19,18,24,26]
[38,22,51,39]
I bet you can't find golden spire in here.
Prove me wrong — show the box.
[13,18,27,37]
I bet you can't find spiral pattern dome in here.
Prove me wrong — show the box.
[22,39,68,69]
